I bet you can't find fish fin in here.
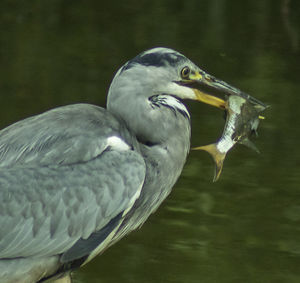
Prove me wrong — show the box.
[240,138,260,154]
[193,144,226,182]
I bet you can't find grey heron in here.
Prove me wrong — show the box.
[0,47,251,282]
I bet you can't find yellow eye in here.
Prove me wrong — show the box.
[181,66,190,79]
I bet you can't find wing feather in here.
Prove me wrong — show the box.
[0,104,130,168]
[0,150,145,259]
[0,104,145,260]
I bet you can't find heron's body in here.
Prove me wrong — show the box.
[0,47,252,282]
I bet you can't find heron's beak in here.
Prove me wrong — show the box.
[179,71,266,109]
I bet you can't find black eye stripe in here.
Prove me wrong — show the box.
[120,51,186,73]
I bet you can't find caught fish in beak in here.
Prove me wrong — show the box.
[176,66,268,181]
[194,95,268,182]
[178,68,267,110]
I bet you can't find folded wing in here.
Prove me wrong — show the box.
[0,104,146,263]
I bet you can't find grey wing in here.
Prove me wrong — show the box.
[0,103,130,167]
[0,149,146,260]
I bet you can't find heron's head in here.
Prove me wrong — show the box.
[106,47,257,144]
[107,47,257,113]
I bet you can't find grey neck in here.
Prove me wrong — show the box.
[107,89,191,228]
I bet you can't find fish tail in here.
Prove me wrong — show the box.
[193,144,226,182]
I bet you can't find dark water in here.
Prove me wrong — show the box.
[1,0,300,282]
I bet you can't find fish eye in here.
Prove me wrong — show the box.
[181,66,190,79]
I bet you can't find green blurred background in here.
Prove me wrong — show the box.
[1,0,300,282]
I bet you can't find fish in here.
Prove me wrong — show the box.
[194,94,267,182]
